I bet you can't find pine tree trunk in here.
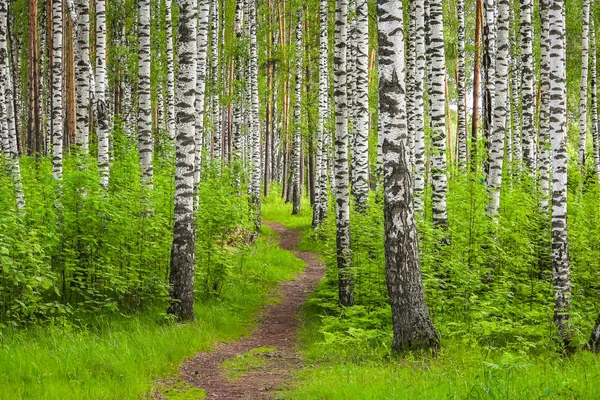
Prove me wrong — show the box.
[520,0,536,173]
[377,0,439,354]
[579,0,590,168]
[485,0,509,216]
[138,0,153,189]
[334,0,353,307]
[548,0,572,348]
[95,0,109,189]
[427,0,448,229]
[165,0,176,141]
[168,0,197,322]
[28,0,42,156]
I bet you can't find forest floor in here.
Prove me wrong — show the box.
[156,222,324,399]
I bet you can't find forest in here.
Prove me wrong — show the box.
[0,0,600,396]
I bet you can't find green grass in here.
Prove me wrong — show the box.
[262,185,314,229]
[222,346,277,381]
[0,232,304,399]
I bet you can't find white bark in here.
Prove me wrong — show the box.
[138,0,153,189]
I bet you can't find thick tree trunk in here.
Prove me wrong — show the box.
[377,0,439,354]
[333,0,353,307]
[168,0,197,322]
[548,0,572,348]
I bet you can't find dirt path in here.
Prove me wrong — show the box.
[173,222,324,399]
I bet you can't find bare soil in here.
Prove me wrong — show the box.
[161,222,324,399]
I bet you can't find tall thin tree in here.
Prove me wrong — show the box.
[168,0,198,321]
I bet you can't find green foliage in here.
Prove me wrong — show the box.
[0,228,304,399]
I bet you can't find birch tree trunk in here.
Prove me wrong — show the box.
[51,0,63,180]
[168,0,197,321]
[96,0,109,189]
[165,0,176,141]
[334,0,353,307]
[211,0,221,160]
[138,0,153,189]
[579,0,590,168]
[248,0,261,231]
[313,0,330,227]
[486,0,509,216]
[74,0,90,152]
[291,9,302,215]
[548,0,572,348]
[352,0,369,213]
[456,0,467,168]
[377,0,439,353]
[1,0,24,208]
[538,0,551,212]
[520,0,536,172]
[509,2,522,169]
[592,20,600,181]
[413,0,426,212]
[427,0,448,228]
[482,0,496,160]
[194,0,210,200]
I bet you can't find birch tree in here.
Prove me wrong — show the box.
[194,0,210,199]
[74,0,90,152]
[291,10,302,215]
[51,0,63,180]
[427,0,448,228]
[520,0,536,172]
[378,0,439,353]
[486,0,509,216]
[165,0,176,140]
[248,0,261,231]
[96,0,109,189]
[579,0,590,168]
[548,0,572,348]
[538,0,551,212]
[456,0,467,167]
[352,0,370,212]
[592,19,600,180]
[413,0,426,212]
[334,0,354,306]
[312,0,330,227]
[138,0,154,189]
[168,0,197,321]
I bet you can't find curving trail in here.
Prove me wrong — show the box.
[172,222,324,399]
